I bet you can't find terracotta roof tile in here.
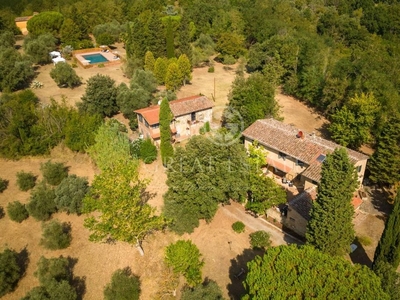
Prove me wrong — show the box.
[170,95,214,116]
[134,95,214,125]
[134,106,160,125]
[242,118,368,163]
[289,187,317,221]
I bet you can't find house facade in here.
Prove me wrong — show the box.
[242,118,369,189]
[134,95,214,144]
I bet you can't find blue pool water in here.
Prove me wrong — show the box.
[82,53,109,64]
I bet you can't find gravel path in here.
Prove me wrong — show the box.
[221,202,302,246]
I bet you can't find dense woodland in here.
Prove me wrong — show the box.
[1,0,400,299]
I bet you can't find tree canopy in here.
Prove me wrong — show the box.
[165,240,204,287]
[306,148,358,256]
[163,135,248,234]
[243,244,389,299]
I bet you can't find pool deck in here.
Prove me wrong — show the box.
[74,48,121,68]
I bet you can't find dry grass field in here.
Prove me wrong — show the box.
[0,45,383,299]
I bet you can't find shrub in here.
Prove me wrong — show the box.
[54,175,89,214]
[0,178,9,193]
[0,248,22,297]
[232,221,245,233]
[139,138,157,164]
[222,55,236,65]
[208,66,215,73]
[0,207,4,219]
[16,171,37,191]
[40,220,72,250]
[26,182,56,221]
[249,230,271,249]
[130,139,142,159]
[35,256,71,286]
[7,201,29,223]
[199,127,205,135]
[104,267,141,300]
[357,235,372,246]
[204,121,210,132]
[40,160,68,186]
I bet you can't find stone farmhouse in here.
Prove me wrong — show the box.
[134,95,214,145]
[242,118,368,237]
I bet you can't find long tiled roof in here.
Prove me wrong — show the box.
[170,95,214,117]
[242,118,368,163]
[134,95,213,125]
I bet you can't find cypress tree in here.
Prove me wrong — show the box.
[154,57,168,84]
[373,190,400,268]
[177,54,192,86]
[368,116,400,187]
[147,11,166,58]
[166,17,175,59]
[144,51,155,73]
[306,148,358,256]
[165,62,181,91]
[159,99,174,166]
[177,13,193,61]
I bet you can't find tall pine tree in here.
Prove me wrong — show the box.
[177,13,193,61]
[373,190,400,268]
[368,116,400,187]
[306,148,358,256]
[166,17,175,59]
[159,99,174,166]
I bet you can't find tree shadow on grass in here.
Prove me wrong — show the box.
[17,246,30,278]
[350,238,372,268]
[227,248,264,300]
[68,257,86,300]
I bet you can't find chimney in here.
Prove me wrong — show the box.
[296,131,304,139]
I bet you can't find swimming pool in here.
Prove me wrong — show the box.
[82,53,109,64]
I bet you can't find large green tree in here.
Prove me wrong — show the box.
[23,33,56,65]
[159,98,174,165]
[0,48,33,92]
[373,190,400,269]
[163,135,248,234]
[243,244,389,299]
[329,93,380,149]
[50,62,81,88]
[87,121,132,171]
[165,240,204,287]
[104,268,141,300]
[225,72,278,130]
[368,116,400,186]
[181,279,224,300]
[82,159,166,255]
[26,11,64,37]
[78,74,118,117]
[0,248,21,297]
[306,148,358,256]
[177,54,192,85]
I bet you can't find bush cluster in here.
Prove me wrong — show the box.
[104,268,141,300]
[40,220,72,250]
[249,230,271,250]
[16,171,37,191]
[40,160,68,186]
[7,201,29,223]
[232,221,245,233]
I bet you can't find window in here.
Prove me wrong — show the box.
[145,120,149,128]
[278,152,287,160]
[138,115,143,123]
[296,160,304,167]
[152,123,159,129]
[356,165,362,173]
[191,112,196,121]
[316,154,326,163]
